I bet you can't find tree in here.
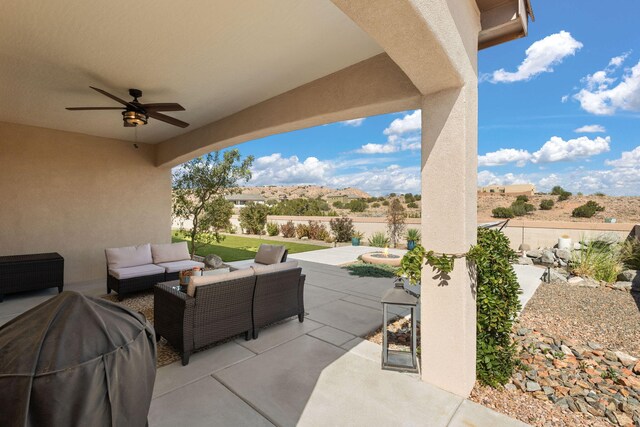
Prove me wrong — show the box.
[386,198,406,248]
[239,203,270,234]
[347,199,367,212]
[172,150,253,257]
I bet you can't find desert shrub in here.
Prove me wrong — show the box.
[511,201,535,217]
[414,194,421,201]
[594,192,606,197]
[389,193,396,197]
[620,238,640,270]
[272,198,328,216]
[280,221,296,238]
[333,201,344,209]
[329,216,354,242]
[557,192,570,201]
[475,228,521,387]
[371,202,380,208]
[515,195,529,203]
[407,202,418,208]
[296,223,310,239]
[266,199,278,206]
[404,193,415,203]
[348,199,367,212]
[551,186,568,196]
[492,207,514,218]
[239,203,269,234]
[307,221,328,240]
[572,201,605,218]
[539,199,554,210]
[266,222,280,236]
[382,200,389,206]
[570,238,622,283]
[368,232,390,248]
[344,262,397,278]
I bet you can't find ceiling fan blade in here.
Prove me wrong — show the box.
[147,111,189,128]
[141,103,185,112]
[66,107,125,110]
[89,86,138,109]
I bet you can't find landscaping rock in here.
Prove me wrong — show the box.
[567,276,585,286]
[519,243,531,252]
[615,351,638,367]
[618,270,638,282]
[204,254,223,268]
[541,250,555,265]
[526,381,542,392]
[547,269,568,283]
[554,249,571,262]
[517,256,534,266]
[612,281,632,291]
[526,249,542,259]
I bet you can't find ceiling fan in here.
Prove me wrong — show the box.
[66,86,189,128]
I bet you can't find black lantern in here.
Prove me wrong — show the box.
[381,278,419,373]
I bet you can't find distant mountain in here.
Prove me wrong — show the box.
[239,185,371,200]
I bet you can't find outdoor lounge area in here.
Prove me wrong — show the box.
[0,0,536,424]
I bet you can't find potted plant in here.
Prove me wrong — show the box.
[405,228,421,250]
[351,231,364,246]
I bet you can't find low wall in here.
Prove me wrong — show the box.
[173,215,637,250]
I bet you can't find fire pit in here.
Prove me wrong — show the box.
[361,248,402,267]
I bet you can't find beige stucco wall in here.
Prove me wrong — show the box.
[0,122,171,284]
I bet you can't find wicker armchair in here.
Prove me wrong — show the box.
[252,268,305,339]
[154,275,255,365]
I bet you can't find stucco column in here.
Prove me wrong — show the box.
[420,82,477,397]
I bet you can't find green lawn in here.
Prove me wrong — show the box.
[172,231,326,262]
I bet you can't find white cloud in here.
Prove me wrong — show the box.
[561,95,569,103]
[574,124,606,133]
[605,145,640,168]
[356,110,421,154]
[488,31,583,83]
[340,118,365,127]
[531,136,610,163]
[574,54,640,115]
[478,148,532,167]
[356,143,398,154]
[477,170,531,187]
[383,110,420,135]
[247,153,420,195]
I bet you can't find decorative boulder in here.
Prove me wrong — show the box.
[541,250,555,265]
[617,270,638,283]
[0,292,157,427]
[204,253,224,269]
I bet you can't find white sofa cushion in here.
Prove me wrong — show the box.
[251,261,299,276]
[151,242,191,264]
[108,264,165,280]
[187,268,255,297]
[156,260,205,273]
[105,244,153,269]
[254,244,286,265]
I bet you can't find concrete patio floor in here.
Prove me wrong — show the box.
[0,254,534,426]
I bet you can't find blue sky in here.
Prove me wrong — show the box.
[228,1,640,196]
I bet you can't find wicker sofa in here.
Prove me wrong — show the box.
[154,261,305,365]
[105,242,204,300]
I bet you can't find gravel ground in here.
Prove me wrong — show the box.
[519,284,640,357]
[470,385,609,427]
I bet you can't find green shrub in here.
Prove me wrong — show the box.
[551,186,568,196]
[382,200,389,206]
[594,192,606,197]
[329,216,354,242]
[405,228,421,242]
[515,195,529,203]
[572,201,605,218]
[271,198,329,216]
[344,262,397,278]
[371,202,380,208]
[296,223,310,239]
[404,193,415,203]
[407,202,418,208]
[492,207,514,218]
[558,191,571,201]
[239,203,269,234]
[570,238,622,283]
[332,201,344,209]
[620,238,640,270]
[475,228,521,387]
[368,232,390,248]
[414,195,421,201]
[266,222,280,236]
[348,199,367,212]
[280,221,296,238]
[539,199,554,210]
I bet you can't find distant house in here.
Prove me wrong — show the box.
[478,184,535,196]
[225,193,266,208]
[326,192,362,204]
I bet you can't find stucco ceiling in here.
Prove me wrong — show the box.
[0,1,383,143]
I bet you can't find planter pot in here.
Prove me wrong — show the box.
[558,236,572,251]
[407,240,416,251]
[351,238,360,246]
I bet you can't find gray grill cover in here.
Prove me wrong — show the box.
[0,291,156,427]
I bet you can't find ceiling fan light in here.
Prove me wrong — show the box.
[122,110,147,126]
